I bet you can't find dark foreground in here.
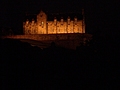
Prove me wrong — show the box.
[1,37,119,90]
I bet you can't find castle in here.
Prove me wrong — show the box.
[23,9,85,34]
[2,9,91,49]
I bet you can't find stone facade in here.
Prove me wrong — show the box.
[23,10,85,34]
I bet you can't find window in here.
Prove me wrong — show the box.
[40,14,43,17]
[41,22,44,28]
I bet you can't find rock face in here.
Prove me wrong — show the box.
[1,33,92,49]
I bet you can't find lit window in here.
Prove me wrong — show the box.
[41,22,44,28]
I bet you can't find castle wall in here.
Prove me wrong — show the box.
[48,21,55,34]
[37,11,47,34]
[3,34,92,41]
[2,34,92,49]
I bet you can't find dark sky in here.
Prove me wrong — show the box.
[0,0,119,35]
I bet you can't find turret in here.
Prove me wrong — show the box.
[26,19,29,25]
[32,19,35,24]
[54,17,57,25]
[74,17,77,24]
[61,17,64,25]
[67,16,70,25]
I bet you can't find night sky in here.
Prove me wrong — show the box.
[1,1,119,89]
[0,0,119,35]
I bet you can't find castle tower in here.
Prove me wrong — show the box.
[24,19,29,34]
[54,17,57,33]
[31,19,35,34]
[60,17,64,33]
[37,10,47,34]
[67,16,70,33]
[74,17,77,24]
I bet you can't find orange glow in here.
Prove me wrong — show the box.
[23,10,85,35]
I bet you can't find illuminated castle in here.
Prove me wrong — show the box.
[23,9,85,34]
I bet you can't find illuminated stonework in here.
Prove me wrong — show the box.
[23,10,85,34]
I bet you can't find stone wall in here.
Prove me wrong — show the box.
[2,33,92,41]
